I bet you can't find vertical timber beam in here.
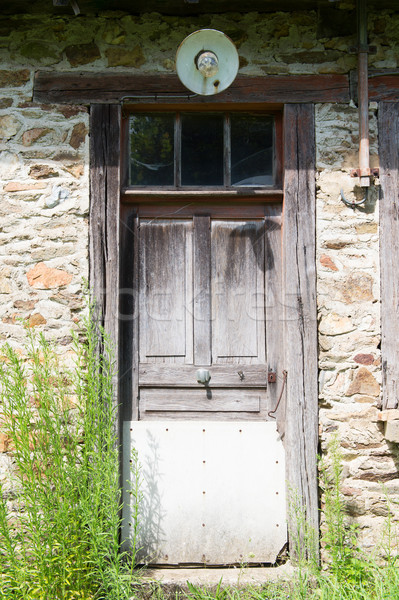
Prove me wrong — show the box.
[379,102,399,410]
[283,104,319,560]
[89,103,121,438]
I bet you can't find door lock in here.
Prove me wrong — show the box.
[268,372,277,383]
[196,369,211,385]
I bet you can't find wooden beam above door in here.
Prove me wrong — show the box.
[33,72,350,105]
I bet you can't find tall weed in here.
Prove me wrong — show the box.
[0,310,137,600]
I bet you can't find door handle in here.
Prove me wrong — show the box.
[196,369,211,385]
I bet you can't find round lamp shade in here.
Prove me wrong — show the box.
[176,29,239,96]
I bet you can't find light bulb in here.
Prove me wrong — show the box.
[196,51,219,78]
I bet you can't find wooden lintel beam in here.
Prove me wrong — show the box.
[33,72,350,105]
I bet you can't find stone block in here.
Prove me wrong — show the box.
[346,367,380,397]
[65,42,101,66]
[69,123,87,149]
[0,69,30,87]
[27,262,73,290]
[384,421,399,443]
[377,409,399,422]
[4,182,46,192]
[22,128,53,147]
[354,353,375,365]
[28,313,47,328]
[320,254,338,270]
[105,45,145,68]
[29,165,59,179]
[0,115,21,141]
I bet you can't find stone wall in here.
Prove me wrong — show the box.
[1,5,399,554]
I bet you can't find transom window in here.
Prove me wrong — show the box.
[127,112,277,189]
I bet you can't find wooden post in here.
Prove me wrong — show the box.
[89,104,121,438]
[283,104,319,560]
[379,102,399,410]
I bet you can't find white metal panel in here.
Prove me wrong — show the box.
[122,421,287,565]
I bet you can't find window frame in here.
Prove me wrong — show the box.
[120,104,283,201]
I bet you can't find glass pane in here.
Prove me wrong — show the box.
[181,114,224,186]
[231,115,274,186]
[129,114,174,186]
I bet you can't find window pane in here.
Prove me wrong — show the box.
[181,114,224,186]
[231,115,274,186]
[129,114,174,186]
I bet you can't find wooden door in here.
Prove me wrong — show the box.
[121,203,287,566]
[135,206,282,421]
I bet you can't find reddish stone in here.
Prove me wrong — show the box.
[69,123,87,149]
[340,272,373,303]
[27,262,73,290]
[0,432,10,453]
[320,254,338,271]
[28,313,47,327]
[341,486,361,497]
[2,313,20,325]
[4,181,46,192]
[0,69,30,87]
[22,128,52,147]
[346,367,380,397]
[58,105,88,118]
[29,164,59,179]
[63,163,84,178]
[354,353,374,365]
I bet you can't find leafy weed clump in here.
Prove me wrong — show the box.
[0,311,138,600]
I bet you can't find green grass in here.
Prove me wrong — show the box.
[0,309,138,600]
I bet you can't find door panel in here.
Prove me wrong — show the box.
[139,220,193,362]
[211,220,265,362]
[122,421,286,565]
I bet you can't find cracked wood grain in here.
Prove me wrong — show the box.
[283,104,318,560]
[379,102,399,410]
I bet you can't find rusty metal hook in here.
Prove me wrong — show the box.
[268,370,288,419]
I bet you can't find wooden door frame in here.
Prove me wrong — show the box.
[379,102,399,410]
[89,102,318,560]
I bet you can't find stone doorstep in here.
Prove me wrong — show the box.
[137,563,296,589]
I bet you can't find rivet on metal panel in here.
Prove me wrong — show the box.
[203,429,206,432]
[203,460,206,464]
[166,428,169,432]
[276,524,279,527]
[202,523,206,527]
[239,429,242,433]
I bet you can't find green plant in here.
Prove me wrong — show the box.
[0,308,139,599]
[319,437,371,587]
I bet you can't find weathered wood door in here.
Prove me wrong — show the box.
[122,204,287,565]
[137,211,278,419]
